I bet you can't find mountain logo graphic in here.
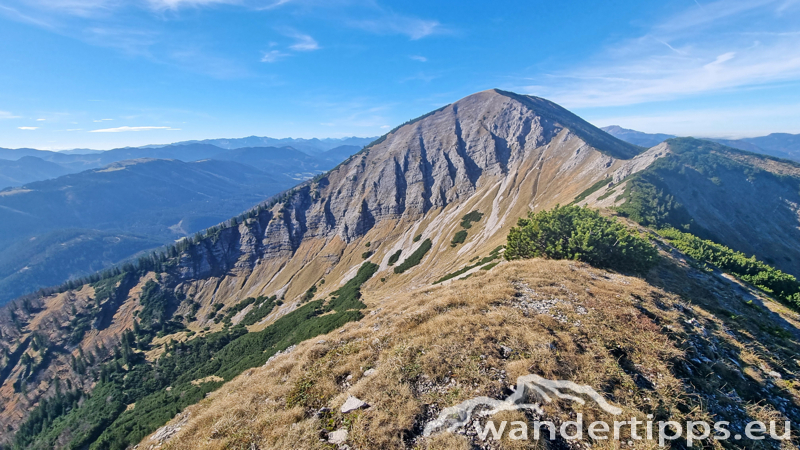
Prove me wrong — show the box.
[423,374,622,436]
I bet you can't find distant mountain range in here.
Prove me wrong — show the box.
[0,137,373,305]
[601,125,800,161]
[160,136,375,154]
[0,136,376,189]
[598,126,677,148]
[0,156,73,188]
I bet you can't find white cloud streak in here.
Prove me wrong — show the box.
[350,15,442,40]
[410,55,427,62]
[145,0,242,10]
[261,49,288,62]
[260,29,318,63]
[90,126,180,132]
[18,126,39,130]
[287,32,319,51]
[516,0,800,108]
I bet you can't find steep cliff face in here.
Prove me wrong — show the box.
[276,89,637,241]
[173,90,637,291]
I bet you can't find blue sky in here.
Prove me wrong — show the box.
[1,0,799,150]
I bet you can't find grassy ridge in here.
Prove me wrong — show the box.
[660,228,800,309]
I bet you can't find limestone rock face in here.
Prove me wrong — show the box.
[172,89,639,284]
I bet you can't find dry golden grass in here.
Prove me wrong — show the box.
[150,257,800,449]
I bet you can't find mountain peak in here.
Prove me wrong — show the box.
[368,89,642,162]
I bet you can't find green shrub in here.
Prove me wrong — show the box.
[434,263,478,284]
[302,285,317,302]
[460,211,484,229]
[450,230,468,247]
[361,251,373,259]
[505,205,658,275]
[239,296,277,326]
[571,177,612,204]
[218,296,261,325]
[413,234,422,242]
[394,239,432,274]
[660,228,800,309]
[387,249,402,266]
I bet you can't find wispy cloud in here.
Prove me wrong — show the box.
[410,55,427,62]
[93,118,113,122]
[90,126,180,132]
[3,0,445,78]
[0,4,56,27]
[261,49,289,63]
[20,0,243,15]
[18,126,39,130]
[145,0,241,11]
[287,31,319,51]
[515,0,800,108]
[260,29,319,63]
[350,14,442,40]
[258,0,293,9]
[260,0,447,39]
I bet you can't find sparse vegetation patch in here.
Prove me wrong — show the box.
[660,228,800,309]
[450,230,467,247]
[460,210,484,229]
[434,247,503,284]
[239,296,277,326]
[571,177,612,204]
[387,249,402,266]
[394,239,432,274]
